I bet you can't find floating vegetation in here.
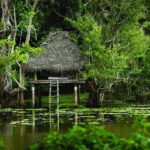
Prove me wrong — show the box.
[0,105,150,127]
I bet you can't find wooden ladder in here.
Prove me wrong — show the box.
[49,80,59,109]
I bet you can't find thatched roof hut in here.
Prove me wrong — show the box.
[23,31,84,73]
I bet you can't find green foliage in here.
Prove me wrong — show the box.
[133,119,150,137]
[31,126,118,150]
[0,54,11,75]
[14,0,45,46]
[0,39,15,47]
[0,39,15,75]
[0,39,43,75]
[0,21,4,30]
[19,11,35,27]
[0,138,4,150]
[31,120,150,150]
[20,43,44,55]
[15,1,35,27]
[12,43,43,63]
[67,15,128,90]
[67,0,150,101]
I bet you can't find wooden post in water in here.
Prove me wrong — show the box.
[57,80,59,109]
[32,84,35,108]
[49,81,52,109]
[74,84,78,104]
[75,72,80,104]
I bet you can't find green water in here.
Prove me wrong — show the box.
[0,105,150,150]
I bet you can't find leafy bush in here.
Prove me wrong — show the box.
[31,123,150,150]
[0,138,4,150]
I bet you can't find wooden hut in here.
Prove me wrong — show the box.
[23,31,84,79]
[22,31,85,107]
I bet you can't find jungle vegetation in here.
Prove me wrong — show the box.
[0,0,150,107]
[31,120,150,150]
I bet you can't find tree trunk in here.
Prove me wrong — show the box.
[87,79,104,107]
[0,76,4,107]
[0,74,11,108]
[99,90,105,105]
[18,89,24,108]
[18,67,25,107]
[88,90,100,107]
[25,0,39,44]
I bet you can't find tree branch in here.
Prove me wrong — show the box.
[25,0,39,44]
[12,77,26,90]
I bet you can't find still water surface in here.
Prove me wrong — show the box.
[0,105,149,150]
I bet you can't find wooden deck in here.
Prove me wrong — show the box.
[30,79,85,84]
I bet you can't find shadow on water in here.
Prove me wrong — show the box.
[0,105,150,150]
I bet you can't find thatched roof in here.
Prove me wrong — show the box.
[23,31,84,72]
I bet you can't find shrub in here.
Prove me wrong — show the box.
[0,139,4,150]
[30,123,150,150]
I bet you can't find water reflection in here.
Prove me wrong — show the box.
[48,109,82,131]
[0,107,147,150]
[32,109,35,133]
[49,108,60,132]
[75,110,78,125]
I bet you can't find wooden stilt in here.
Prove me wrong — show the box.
[74,84,78,104]
[32,84,35,108]
[34,72,37,80]
[56,80,59,131]
[75,72,80,105]
[57,80,59,109]
[49,81,52,109]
